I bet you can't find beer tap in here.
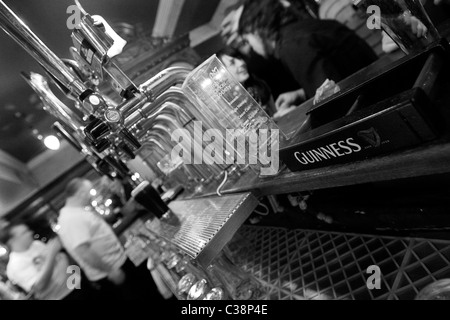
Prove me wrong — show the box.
[71,0,137,99]
[21,70,131,182]
[0,0,127,159]
[0,0,252,206]
[68,2,197,161]
[66,0,147,160]
[51,121,118,180]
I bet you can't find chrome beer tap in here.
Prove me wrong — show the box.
[71,0,138,99]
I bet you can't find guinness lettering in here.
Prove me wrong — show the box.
[294,138,362,165]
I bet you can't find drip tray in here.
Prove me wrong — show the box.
[146,192,259,267]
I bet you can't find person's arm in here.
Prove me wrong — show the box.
[32,238,62,293]
[400,11,428,38]
[275,88,306,110]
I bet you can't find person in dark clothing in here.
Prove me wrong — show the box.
[242,46,300,100]
[220,3,300,100]
[280,0,319,19]
[238,0,378,109]
[217,47,277,117]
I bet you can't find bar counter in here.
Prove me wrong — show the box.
[182,45,450,199]
[116,27,450,276]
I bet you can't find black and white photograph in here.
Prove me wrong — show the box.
[1,0,450,306]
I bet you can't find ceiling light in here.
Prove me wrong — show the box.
[43,135,61,150]
[0,245,8,257]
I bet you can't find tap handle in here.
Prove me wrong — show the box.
[120,128,141,149]
[91,15,127,59]
[83,116,102,140]
[84,116,111,141]
[92,138,110,153]
[117,141,136,160]
[104,155,130,176]
[121,85,139,100]
[94,158,115,179]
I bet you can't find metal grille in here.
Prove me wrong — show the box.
[147,192,258,266]
[234,226,450,300]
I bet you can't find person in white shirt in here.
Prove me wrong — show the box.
[57,178,127,296]
[1,222,78,300]
[58,178,166,300]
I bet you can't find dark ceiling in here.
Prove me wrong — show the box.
[0,0,220,162]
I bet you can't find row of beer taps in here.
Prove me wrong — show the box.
[0,0,245,194]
